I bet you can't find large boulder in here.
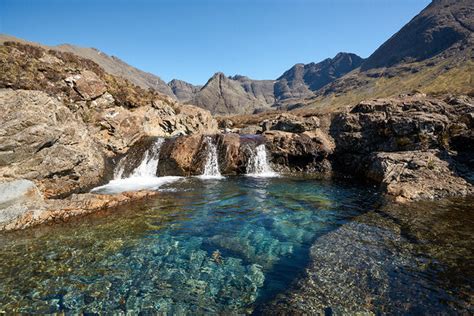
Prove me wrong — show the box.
[0,179,45,227]
[366,150,473,202]
[263,130,333,173]
[261,113,320,133]
[65,70,107,100]
[157,134,206,176]
[216,134,267,174]
[0,89,105,198]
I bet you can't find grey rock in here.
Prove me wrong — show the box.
[0,179,45,225]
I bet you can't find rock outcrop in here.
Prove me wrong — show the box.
[263,130,333,173]
[0,89,105,198]
[0,34,176,98]
[330,93,474,201]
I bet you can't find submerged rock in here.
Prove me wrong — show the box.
[262,196,474,314]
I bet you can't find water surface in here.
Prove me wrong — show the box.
[0,177,377,313]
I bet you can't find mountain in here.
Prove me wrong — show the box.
[187,72,272,115]
[361,0,473,71]
[170,52,363,115]
[0,34,176,98]
[168,79,202,101]
[275,53,364,100]
[292,0,474,113]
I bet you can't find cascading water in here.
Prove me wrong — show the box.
[129,138,164,178]
[92,138,181,194]
[246,144,278,178]
[114,138,164,179]
[198,136,224,179]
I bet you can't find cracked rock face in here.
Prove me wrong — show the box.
[0,89,105,198]
[367,150,473,202]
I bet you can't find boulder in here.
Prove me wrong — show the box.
[366,150,473,202]
[0,180,45,227]
[157,134,206,176]
[263,130,333,173]
[215,134,266,174]
[65,70,107,100]
[261,113,320,133]
[216,133,244,174]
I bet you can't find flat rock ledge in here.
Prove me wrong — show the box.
[0,180,160,232]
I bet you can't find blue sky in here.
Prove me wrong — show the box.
[1,0,431,85]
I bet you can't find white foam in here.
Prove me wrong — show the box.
[199,136,224,179]
[91,176,182,194]
[246,144,279,178]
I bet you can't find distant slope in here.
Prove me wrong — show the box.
[361,0,473,71]
[0,34,176,98]
[292,0,474,113]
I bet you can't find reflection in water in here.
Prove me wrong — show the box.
[0,177,472,314]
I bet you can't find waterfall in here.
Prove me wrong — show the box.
[130,138,164,178]
[114,138,164,179]
[92,138,180,194]
[246,144,278,177]
[198,136,223,179]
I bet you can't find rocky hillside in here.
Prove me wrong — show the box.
[290,0,474,112]
[0,41,217,199]
[0,34,176,98]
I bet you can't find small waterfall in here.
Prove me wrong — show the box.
[114,138,164,179]
[199,136,223,179]
[93,137,181,194]
[246,144,278,177]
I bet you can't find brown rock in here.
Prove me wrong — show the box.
[366,150,473,202]
[66,70,107,100]
[157,134,206,176]
[263,130,332,173]
[0,89,105,198]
